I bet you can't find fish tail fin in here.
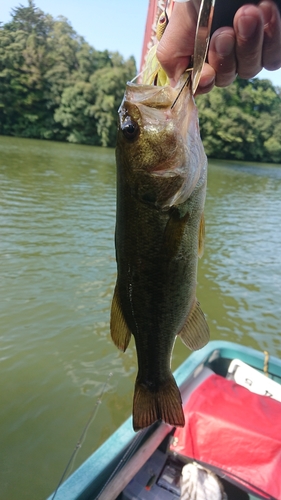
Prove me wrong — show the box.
[133,375,185,431]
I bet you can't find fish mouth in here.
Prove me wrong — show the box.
[125,82,175,108]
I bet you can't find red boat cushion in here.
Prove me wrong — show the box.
[170,373,281,499]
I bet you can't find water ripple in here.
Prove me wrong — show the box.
[1,138,281,500]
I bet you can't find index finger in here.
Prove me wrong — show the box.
[156,2,198,86]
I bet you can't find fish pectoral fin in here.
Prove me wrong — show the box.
[198,212,205,259]
[110,285,131,352]
[162,207,189,260]
[133,375,185,431]
[179,300,210,351]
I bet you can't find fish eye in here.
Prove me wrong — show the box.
[121,117,139,141]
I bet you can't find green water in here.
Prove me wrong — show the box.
[0,136,280,499]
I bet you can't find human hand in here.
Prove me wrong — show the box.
[156,0,281,94]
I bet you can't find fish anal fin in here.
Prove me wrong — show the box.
[133,375,185,431]
[110,285,131,352]
[198,212,205,258]
[179,300,209,351]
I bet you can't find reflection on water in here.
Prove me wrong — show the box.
[0,137,280,499]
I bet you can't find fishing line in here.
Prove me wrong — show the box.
[171,71,192,109]
[131,71,143,83]
[51,372,113,500]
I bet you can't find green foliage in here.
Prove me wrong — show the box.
[0,1,136,146]
[0,2,280,161]
[197,77,281,163]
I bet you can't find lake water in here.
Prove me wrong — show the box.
[0,135,281,499]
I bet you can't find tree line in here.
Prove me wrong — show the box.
[0,1,280,162]
[197,77,281,164]
[0,1,136,146]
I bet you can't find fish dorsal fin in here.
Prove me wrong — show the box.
[198,212,205,258]
[110,285,131,352]
[179,300,209,350]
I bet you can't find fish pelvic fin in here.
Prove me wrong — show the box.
[133,375,185,431]
[179,299,210,351]
[110,285,131,352]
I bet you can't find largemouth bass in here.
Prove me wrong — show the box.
[110,78,209,431]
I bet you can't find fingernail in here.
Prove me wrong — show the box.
[214,34,235,57]
[259,1,273,26]
[237,15,258,38]
[199,74,215,89]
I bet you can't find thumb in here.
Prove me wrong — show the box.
[156,1,198,85]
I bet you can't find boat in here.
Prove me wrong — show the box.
[48,340,281,500]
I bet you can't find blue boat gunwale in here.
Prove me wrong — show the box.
[47,340,281,500]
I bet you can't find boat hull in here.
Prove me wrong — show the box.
[47,341,281,500]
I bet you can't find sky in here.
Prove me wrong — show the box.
[1,0,281,86]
